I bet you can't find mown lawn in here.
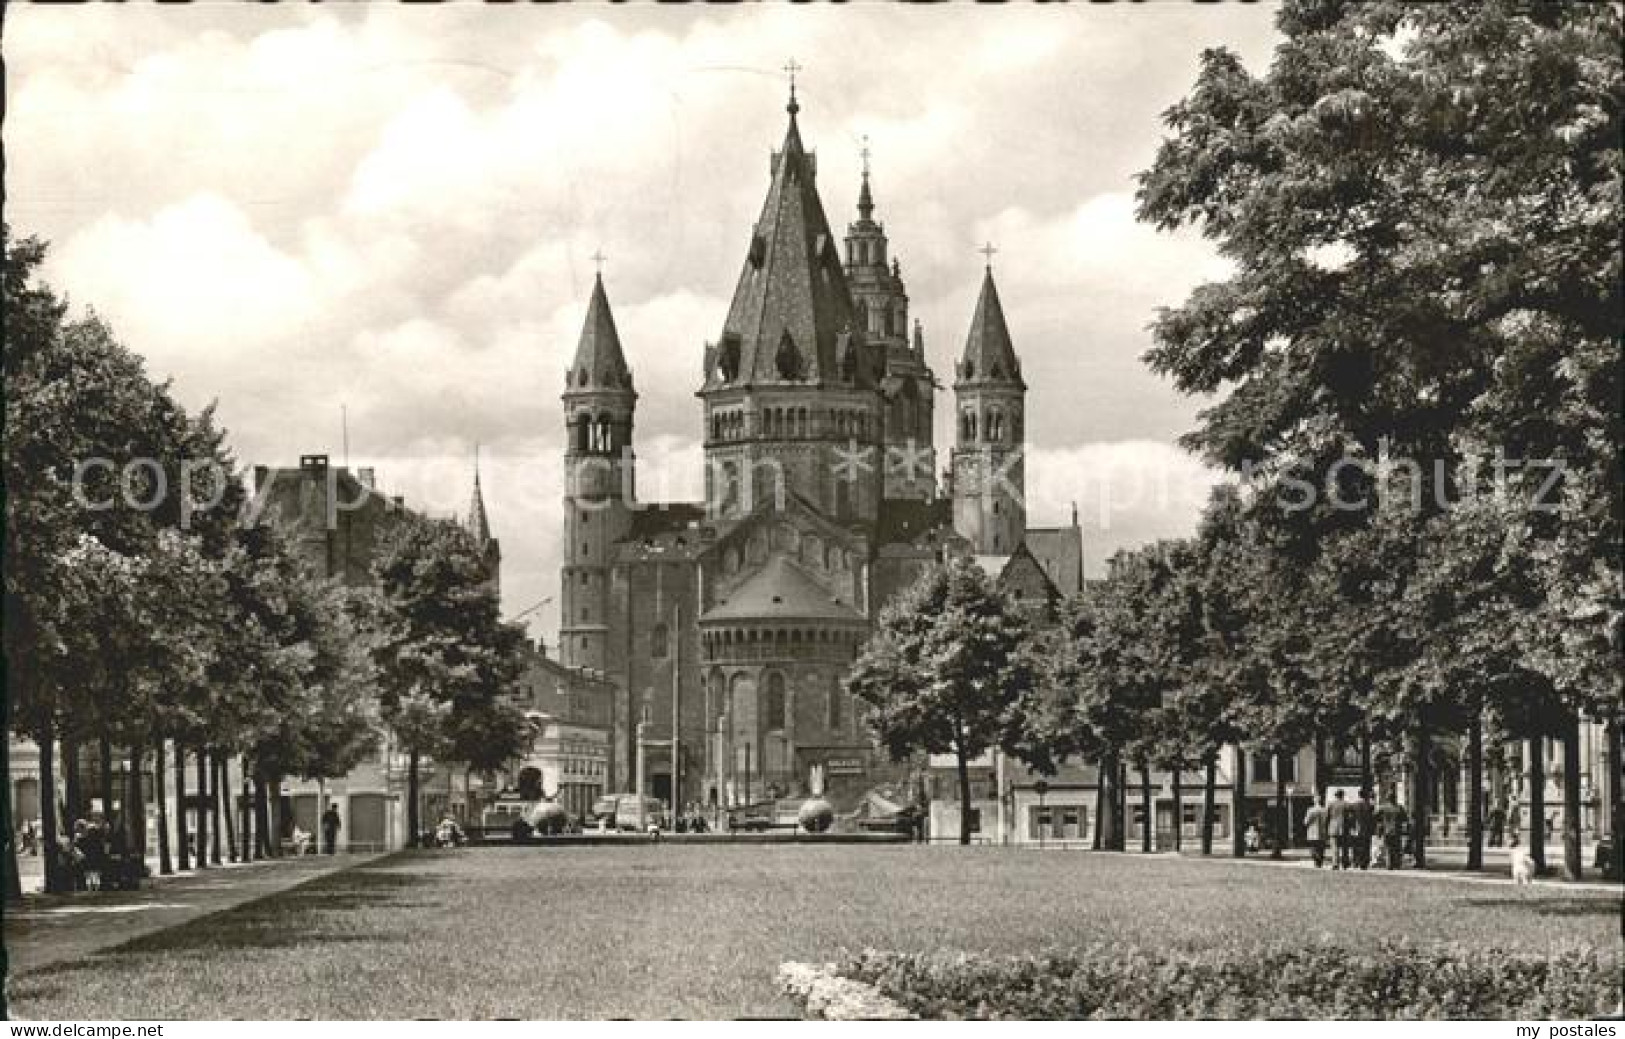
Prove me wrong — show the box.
[8,846,1620,1019]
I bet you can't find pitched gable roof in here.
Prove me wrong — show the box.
[700,553,865,624]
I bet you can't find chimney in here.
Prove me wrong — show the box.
[300,454,329,474]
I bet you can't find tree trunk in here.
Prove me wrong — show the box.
[1608,718,1623,883]
[127,744,145,861]
[194,749,209,870]
[1272,757,1287,860]
[1092,762,1106,851]
[1528,736,1546,871]
[1200,754,1217,856]
[1231,744,1247,858]
[64,736,82,828]
[1466,710,1484,871]
[1313,733,1328,802]
[1139,761,1153,853]
[253,774,272,860]
[4,730,21,902]
[98,736,115,823]
[39,731,65,894]
[240,758,254,862]
[155,740,173,876]
[174,742,190,872]
[268,779,284,857]
[1171,766,1183,855]
[1359,731,1373,796]
[408,750,422,849]
[1117,761,1129,852]
[218,754,237,863]
[1411,726,1430,870]
[953,726,973,846]
[1562,714,1582,881]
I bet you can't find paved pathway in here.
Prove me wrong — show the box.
[5,852,386,974]
[1162,846,1622,893]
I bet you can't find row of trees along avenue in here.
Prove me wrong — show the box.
[4,227,528,898]
[848,3,1621,880]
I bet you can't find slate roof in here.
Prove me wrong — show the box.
[566,273,634,392]
[1024,526,1084,597]
[466,468,492,546]
[956,267,1024,388]
[704,102,873,391]
[700,554,865,624]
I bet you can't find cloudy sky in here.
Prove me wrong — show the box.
[9,4,1280,641]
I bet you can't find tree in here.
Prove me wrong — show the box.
[1139,3,1621,874]
[372,514,525,847]
[3,230,213,891]
[847,559,1047,846]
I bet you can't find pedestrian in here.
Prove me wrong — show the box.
[1376,792,1408,870]
[1303,794,1329,868]
[75,818,106,892]
[1508,803,1522,847]
[1326,790,1349,869]
[1488,804,1506,847]
[1353,789,1375,869]
[321,804,341,855]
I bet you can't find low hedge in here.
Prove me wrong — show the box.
[834,941,1622,1020]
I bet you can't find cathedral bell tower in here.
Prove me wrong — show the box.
[951,256,1026,555]
[561,271,636,670]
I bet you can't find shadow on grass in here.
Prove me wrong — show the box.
[20,865,429,977]
[1457,896,1624,917]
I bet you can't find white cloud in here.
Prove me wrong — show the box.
[9,4,1282,642]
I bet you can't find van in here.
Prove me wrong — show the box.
[611,794,667,832]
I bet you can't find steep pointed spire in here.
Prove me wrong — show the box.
[467,446,492,546]
[957,265,1024,388]
[708,89,865,389]
[567,272,633,393]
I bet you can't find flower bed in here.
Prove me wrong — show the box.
[823,941,1622,1020]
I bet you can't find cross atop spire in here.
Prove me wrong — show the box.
[860,134,871,177]
[784,58,802,115]
[979,241,998,269]
[590,248,607,275]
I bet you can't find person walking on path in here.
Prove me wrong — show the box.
[1353,789,1376,869]
[1376,792,1409,870]
[321,805,342,855]
[1304,794,1329,868]
[1326,790,1350,869]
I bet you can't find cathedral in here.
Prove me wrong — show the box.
[556,84,1083,810]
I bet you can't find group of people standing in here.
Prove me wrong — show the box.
[1303,789,1411,870]
[62,815,138,891]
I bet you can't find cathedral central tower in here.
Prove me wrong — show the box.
[698,89,885,526]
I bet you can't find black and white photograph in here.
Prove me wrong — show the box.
[2,1,1621,1026]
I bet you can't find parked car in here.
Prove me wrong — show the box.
[727,799,801,832]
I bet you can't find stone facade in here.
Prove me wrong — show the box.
[556,90,1084,813]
